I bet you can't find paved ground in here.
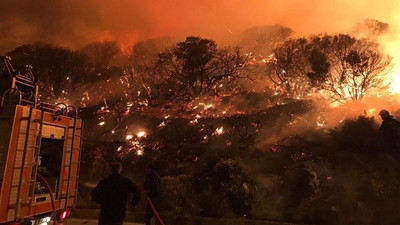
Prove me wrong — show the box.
[64,209,310,225]
[62,218,143,225]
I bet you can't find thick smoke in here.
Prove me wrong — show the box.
[1,0,399,54]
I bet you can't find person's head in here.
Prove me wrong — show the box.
[110,162,122,174]
[379,109,391,120]
[145,162,155,174]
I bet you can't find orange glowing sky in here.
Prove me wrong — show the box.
[0,0,399,53]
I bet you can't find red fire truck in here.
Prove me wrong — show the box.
[0,57,83,225]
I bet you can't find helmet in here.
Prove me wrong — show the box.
[379,109,390,116]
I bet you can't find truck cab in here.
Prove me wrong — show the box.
[0,56,83,225]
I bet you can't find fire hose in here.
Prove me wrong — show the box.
[145,196,166,225]
[36,173,57,225]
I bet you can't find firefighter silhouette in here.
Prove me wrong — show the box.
[379,109,400,148]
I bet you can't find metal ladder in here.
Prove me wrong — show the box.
[28,106,45,216]
[60,106,81,209]
[13,107,34,220]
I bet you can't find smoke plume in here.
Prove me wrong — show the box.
[1,0,399,54]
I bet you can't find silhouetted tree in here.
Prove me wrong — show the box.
[311,34,392,102]
[266,34,391,101]
[265,38,313,98]
[8,42,90,98]
[157,36,246,100]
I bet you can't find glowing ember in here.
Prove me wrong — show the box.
[316,116,326,128]
[271,145,280,152]
[136,149,143,156]
[204,104,214,110]
[138,101,149,107]
[137,131,147,138]
[117,146,123,152]
[126,134,134,140]
[129,140,140,146]
[189,119,198,125]
[214,127,224,135]
[98,121,105,126]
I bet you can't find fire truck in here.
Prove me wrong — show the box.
[0,56,83,225]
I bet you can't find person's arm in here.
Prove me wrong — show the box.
[91,180,104,204]
[128,179,141,206]
[149,173,162,197]
[395,119,400,127]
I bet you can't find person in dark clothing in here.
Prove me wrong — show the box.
[379,109,400,148]
[92,162,141,225]
[144,163,162,225]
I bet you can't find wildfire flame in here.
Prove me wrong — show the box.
[381,27,400,94]
[366,108,375,116]
[204,103,214,110]
[214,127,224,135]
[189,119,198,124]
[388,65,400,94]
[137,131,147,138]
[126,134,133,140]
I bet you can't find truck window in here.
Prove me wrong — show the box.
[0,118,12,186]
[36,138,64,198]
